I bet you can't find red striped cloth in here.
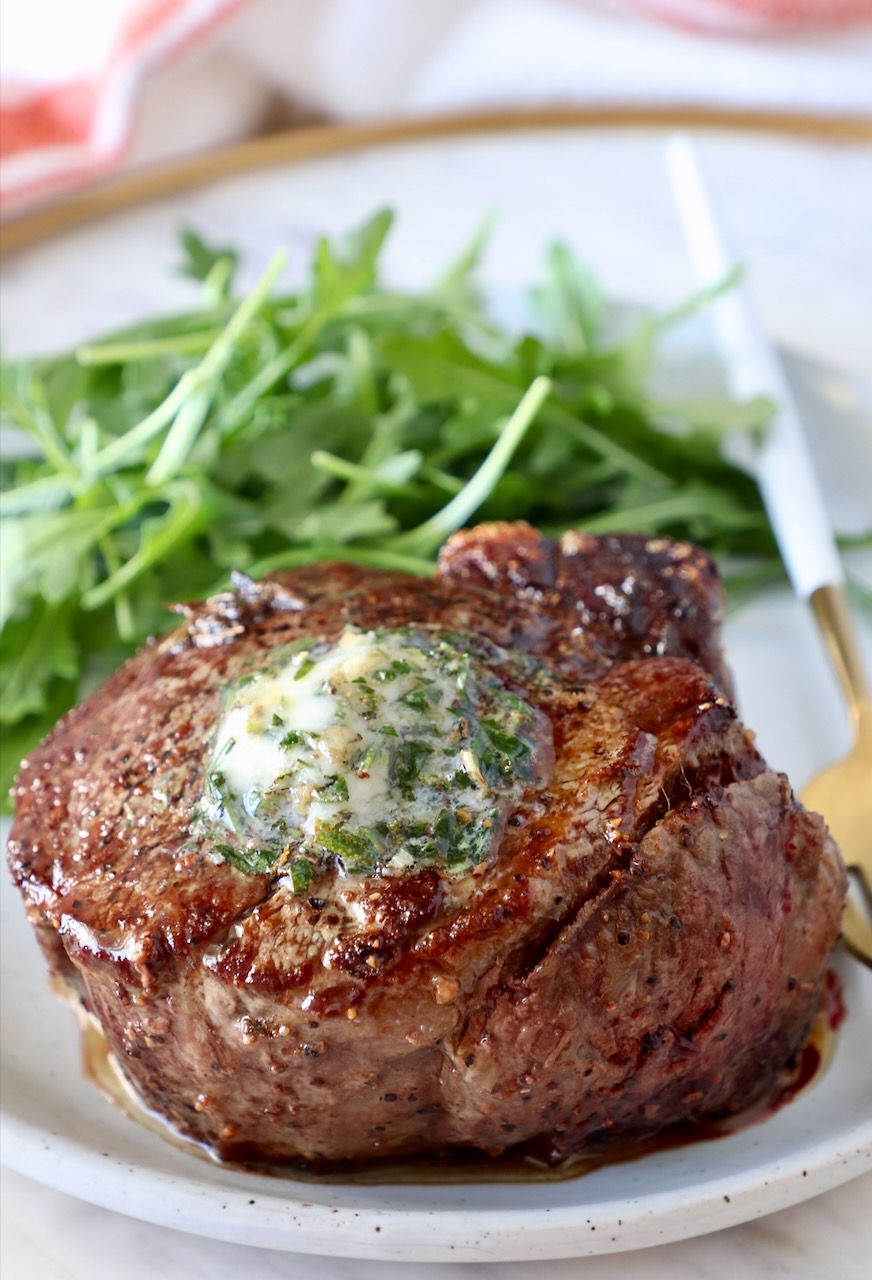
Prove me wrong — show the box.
[0,0,248,213]
[3,0,871,215]
[630,0,872,34]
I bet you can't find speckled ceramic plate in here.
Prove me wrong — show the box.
[2,868,870,1262]
[2,122,871,1262]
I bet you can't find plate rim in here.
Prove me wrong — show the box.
[2,1091,871,1262]
[2,103,871,258]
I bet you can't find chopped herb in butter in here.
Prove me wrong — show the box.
[200,626,551,887]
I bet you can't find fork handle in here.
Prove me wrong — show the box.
[667,134,844,599]
[667,138,872,730]
[810,584,872,732]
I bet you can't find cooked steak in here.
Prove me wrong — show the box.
[7,523,844,1167]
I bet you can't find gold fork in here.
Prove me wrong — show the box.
[668,135,872,967]
[801,585,872,967]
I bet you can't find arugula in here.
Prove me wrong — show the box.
[1,211,844,811]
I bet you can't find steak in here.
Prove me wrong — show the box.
[7,523,845,1167]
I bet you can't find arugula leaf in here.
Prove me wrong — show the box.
[533,241,603,355]
[4,209,860,815]
[178,226,239,298]
[311,208,393,311]
[0,601,77,724]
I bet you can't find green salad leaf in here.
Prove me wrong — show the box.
[1,208,856,810]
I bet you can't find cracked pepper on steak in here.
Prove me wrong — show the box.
[8,523,845,1167]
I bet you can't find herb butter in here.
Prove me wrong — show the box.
[201,626,551,889]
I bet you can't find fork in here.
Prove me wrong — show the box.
[801,587,872,963]
[667,134,872,967]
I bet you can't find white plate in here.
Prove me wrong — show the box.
[1,873,870,1263]
[1,124,871,1262]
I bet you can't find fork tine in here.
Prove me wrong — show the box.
[851,866,872,919]
[841,895,872,969]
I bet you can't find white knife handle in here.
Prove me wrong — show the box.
[666,134,844,598]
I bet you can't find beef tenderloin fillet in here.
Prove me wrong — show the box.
[7,524,844,1166]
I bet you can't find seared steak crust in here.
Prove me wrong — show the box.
[8,524,844,1166]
